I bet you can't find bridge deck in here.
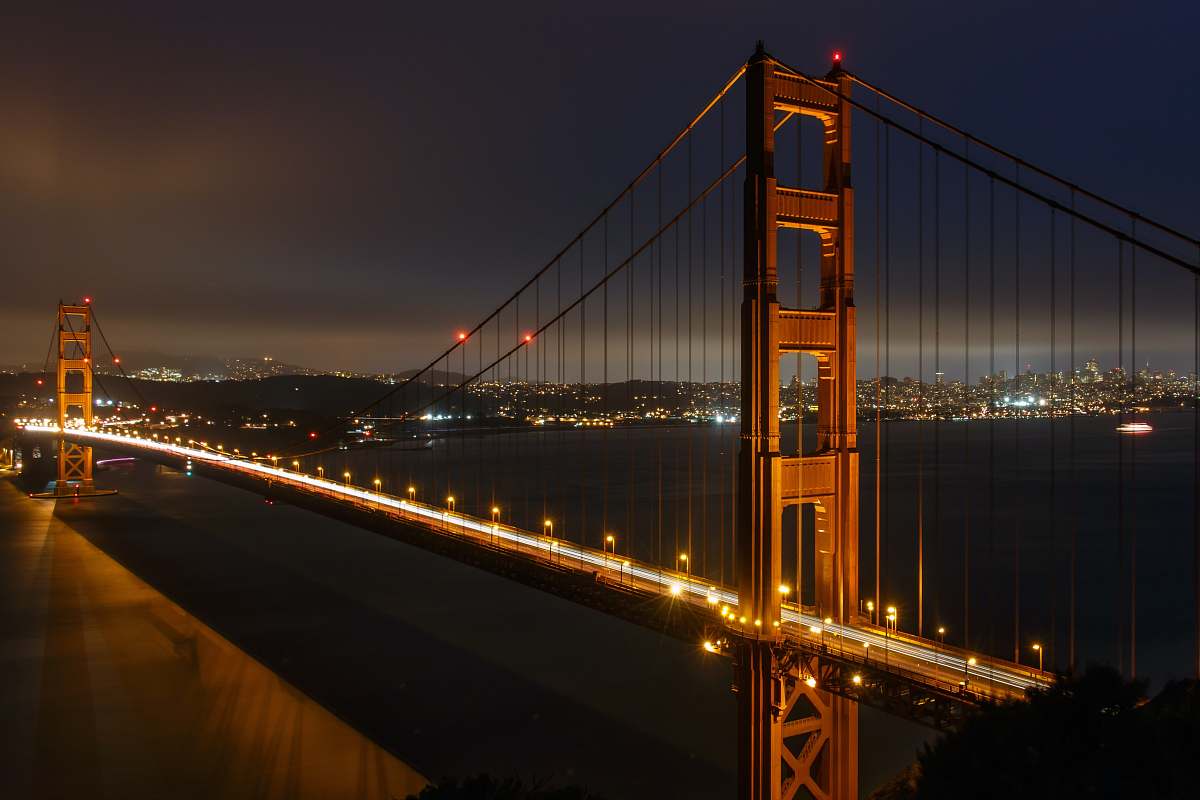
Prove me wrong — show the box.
[26,426,1052,724]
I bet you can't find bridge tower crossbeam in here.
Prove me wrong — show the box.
[736,44,858,800]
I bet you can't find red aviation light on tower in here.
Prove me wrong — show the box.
[523,333,533,343]
[457,331,468,342]
[82,296,92,304]
[832,50,843,65]
[112,356,121,365]
[309,431,318,440]
[36,378,44,386]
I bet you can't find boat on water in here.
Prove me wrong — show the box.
[1115,421,1153,434]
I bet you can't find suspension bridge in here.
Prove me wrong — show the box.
[17,44,1200,800]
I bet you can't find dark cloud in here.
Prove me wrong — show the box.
[2,1,1197,372]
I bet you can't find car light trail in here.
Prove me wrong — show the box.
[25,423,1051,699]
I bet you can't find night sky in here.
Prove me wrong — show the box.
[3,1,1198,373]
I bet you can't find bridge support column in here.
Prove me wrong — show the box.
[32,302,114,499]
[736,44,857,800]
[55,303,95,494]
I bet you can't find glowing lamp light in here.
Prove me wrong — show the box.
[36,379,44,386]
[309,431,318,439]
[832,50,843,63]
[83,296,92,304]
[457,332,468,341]
[113,356,121,364]
[523,334,533,343]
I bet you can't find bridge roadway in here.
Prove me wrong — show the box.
[24,425,1052,725]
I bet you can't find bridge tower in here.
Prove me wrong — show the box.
[53,302,96,494]
[736,44,858,800]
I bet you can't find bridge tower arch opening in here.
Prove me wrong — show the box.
[736,43,858,800]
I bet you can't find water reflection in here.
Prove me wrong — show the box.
[29,499,427,799]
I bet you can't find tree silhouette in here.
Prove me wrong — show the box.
[872,666,1200,800]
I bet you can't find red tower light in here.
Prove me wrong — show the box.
[83,296,92,304]
[309,431,318,439]
[832,50,843,63]
[149,405,157,413]
[457,332,468,342]
[36,378,44,386]
[113,356,121,364]
[523,333,533,343]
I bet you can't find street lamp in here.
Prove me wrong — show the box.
[373,477,381,492]
[1032,643,1043,672]
[936,626,946,676]
[292,460,300,470]
[407,486,416,501]
[866,599,875,625]
[544,519,555,563]
[317,465,324,479]
[778,583,791,598]
[491,506,501,523]
[447,496,455,512]
[964,656,977,689]
[678,553,689,578]
[343,470,351,486]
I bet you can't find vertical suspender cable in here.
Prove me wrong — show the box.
[917,124,925,637]
[719,97,726,585]
[1117,239,1125,675]
[658,162,665,568]
[934,149,942,632]
[628,192,636,560]
[603,215,610,540]
[1130,218,1137,678]
[688,134,695,569]
[557,260,565,543]
[1049,207,1057,670]
[874,96,882,619]
[676,200,686,566]
[989,177,997,662]
[580,241,588,547]
[1070,192,1078,671]
[702,181,709,577]
[1014,169,1022,663]
[884,125,893,614]
[963,139,971,648]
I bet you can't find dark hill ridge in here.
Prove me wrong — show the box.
[0,373,452,418]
